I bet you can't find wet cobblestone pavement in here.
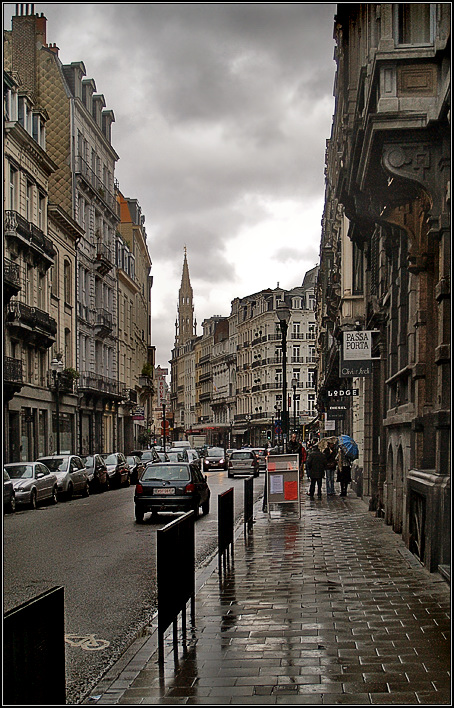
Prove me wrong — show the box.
[86,494,450,705]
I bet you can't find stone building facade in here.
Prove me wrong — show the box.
[316,4,450,573]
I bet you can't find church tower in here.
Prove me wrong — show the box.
[175,247,196,346]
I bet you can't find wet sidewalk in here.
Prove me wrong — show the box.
[85,493,450,705]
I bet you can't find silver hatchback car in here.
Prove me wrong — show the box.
[227,449,259,478]
[37,455,89,500]
[4,462,59,509]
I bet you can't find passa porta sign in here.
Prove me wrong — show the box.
[343,331,372,359]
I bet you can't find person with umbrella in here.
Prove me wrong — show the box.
[336,435,356,497]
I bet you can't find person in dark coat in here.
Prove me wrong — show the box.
[305,443,327,498]
[324,441,337,496]
[337,447,352,497]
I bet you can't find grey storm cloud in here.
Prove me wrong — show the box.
[4,2,337,365]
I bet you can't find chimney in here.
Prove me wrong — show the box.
[47,43,59,56]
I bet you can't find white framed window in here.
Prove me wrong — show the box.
[9,165,18,210]
[38,192,45,230]
[26,181,33,222]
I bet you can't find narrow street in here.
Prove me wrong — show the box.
[3,471,264,704]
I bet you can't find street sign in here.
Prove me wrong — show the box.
[327,405,347,419]
[327,389,359,397]
[343,331,372,360]
[161,420,170,434]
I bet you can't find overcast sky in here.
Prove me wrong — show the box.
[4,3,337,371]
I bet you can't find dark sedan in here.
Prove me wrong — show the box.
[202,447,227,471]
[126,455,145,484]
[82,454,109,492]
[134,462,211,522]
[100,453,131,487]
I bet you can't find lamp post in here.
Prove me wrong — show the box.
[277,301,291,449]
[245,414,251,446]
[291,378,298,434]
[51,357,64,455]
[162,403,166,454]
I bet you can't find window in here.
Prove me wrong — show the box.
[396,4,432,45]
[65,328,71,368]
[292,321,301,338]
[9,165,17,210]
[37,271,46,310]
[50,253,58,297]
[64,260,71,304]
[308,394,316,414]
[26,181,33,222]
[307,323,316,340]
[38,192,45,230]
[352,241,364,295]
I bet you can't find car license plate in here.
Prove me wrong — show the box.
[154,488,175,495]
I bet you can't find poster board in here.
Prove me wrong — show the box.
[266,454,300,518]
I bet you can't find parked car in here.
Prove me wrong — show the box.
[3,469,16,513]
[132,449,161,465]
[251,448,267,471]
[37,454,89,499]
[82,454,109,492]
[203,447,227,471]
[4,462,58,508]
[100,453,131,487]
[228,449,259,478]
[126,455,145,484]
[134,461,211,522]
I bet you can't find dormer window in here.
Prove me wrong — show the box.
[32,112,46,148]
[18,95,32,134]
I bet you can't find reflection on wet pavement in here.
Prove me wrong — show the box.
[91,495,450,705]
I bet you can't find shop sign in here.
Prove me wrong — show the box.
[132,406,145,420]
[327,389,359,397]
[327,405,347,419]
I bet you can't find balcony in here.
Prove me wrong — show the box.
[75,157,119,218]
[4,257,21,302]
[138,375,153,391]
[4,356,24,401]
[94,308,113,336]
[4,211,55,268]
[6,300,57,347]
[78,371,123,399]
[47,370,76,394]
[95,242,114,275]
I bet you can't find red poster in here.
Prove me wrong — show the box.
[284,481,298,500]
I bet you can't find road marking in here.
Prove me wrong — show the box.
[65,633,110,651]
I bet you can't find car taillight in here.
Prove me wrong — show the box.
[185,483,195,494]
[136,483,143,494]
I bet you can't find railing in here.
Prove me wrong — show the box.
[218,487,234,575]
[96,242,113,266]
[157,512,195,664]
[75,157,118,216]
[78,371,121,397]
[4,210,55,261]
[4,257,21,289]
[94,308,113,331]
[7,301,57,336]
[4,356,23,383]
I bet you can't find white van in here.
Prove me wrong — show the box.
[172,440,191,449]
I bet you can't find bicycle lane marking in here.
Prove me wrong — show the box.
[65,634,110,651]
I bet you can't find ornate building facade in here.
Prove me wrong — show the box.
[316,4,450,573]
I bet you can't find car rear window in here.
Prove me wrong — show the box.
[207,448,224,456]
[142,465,190,482]
[38,457,68,471]
[231,452,253,460]
[101,454,118,464]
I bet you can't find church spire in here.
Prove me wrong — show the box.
[176,247,195,346]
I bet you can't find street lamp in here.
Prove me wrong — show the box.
[276,301,291,448]
[291,378,298,434]
[245,414,251,446]
[50,357,64,455]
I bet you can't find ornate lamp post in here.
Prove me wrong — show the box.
[276,301,291,448]
[245,414,251,446]
[51,357,64,455]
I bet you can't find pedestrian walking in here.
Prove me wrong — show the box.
[337,446,352,497]
[305,443,327,498]
[286,432,306,481]
[324,440,337,496]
